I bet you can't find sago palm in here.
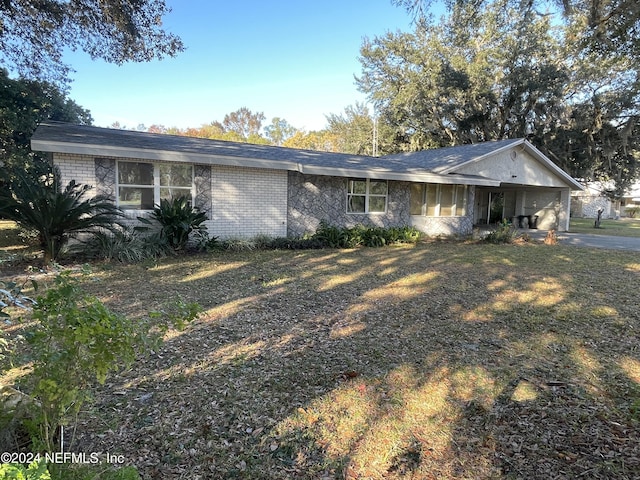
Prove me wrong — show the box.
[138,196,208,251]
[0,168,124,263]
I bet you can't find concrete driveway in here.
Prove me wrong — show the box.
[524,230,640,252]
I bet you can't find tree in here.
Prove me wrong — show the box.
[0,0,184,85]
[325,102,397,156]
[283,130,341,152]
[222,107,266,141]
[0,69,92,181]
[0,168,124,263]
[359,2,567,145]
[264,117,297,146]
[144,108,273,145]
[325,103,375,155]
[392,0,640,57]
[360,0,639,192]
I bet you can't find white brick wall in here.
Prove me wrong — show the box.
[53,154,289,239]
[211,165,288,239]
[54,153,98,197]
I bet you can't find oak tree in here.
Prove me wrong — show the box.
[0,0,184,84]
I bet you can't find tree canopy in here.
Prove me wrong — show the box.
[360,0,639,195]
[0,69,92,180]
[393,0,640,56]
[0,0,184,84]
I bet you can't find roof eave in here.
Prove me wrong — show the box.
[299,165,500,186]
[30,139,299,172]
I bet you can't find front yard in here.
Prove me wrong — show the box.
[4,239,640,479]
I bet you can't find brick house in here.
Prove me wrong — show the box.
[31,122,583,238]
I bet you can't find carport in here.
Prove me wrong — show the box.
[434,140,583,232]
[474,185,570,230]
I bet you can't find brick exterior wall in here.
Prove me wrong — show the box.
[54,153,98,194]
[53,155,289,239]
[287,172,413,237]
[287,172,476,237]
[53,153,476,239]
[211,165,288,239]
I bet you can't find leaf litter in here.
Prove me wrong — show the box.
[4,242,640,479]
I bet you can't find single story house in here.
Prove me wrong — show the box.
[30,121,583,239]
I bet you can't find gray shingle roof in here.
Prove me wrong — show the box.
[31,121,375,166]
[381,139,524,173]
[33,122,578,188]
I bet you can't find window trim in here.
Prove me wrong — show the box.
[346,178,388,214]
[116,161,195,211]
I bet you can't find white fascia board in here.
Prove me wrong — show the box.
[31,140,299,171]
[299,165,500,186]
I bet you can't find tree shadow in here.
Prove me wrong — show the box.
[28,243,640,478]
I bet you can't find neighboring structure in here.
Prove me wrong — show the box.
[571,181,640,218]
[31,122,583,239]
[621,183,640,217]
[571,182,616,218]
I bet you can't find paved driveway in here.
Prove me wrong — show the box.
[525,230,640,252]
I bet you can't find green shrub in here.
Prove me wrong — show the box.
[313,221,350,248]
[77,227,175,263]
[265,237,325,250]
[0,459,50,479]
[48,463,141,480]
[0,460,142,480]
[221,237,257,251]
[17,271,200,452]
[389,226,422,243]
[361,226,388,247]
[139,196,208,251]
[312,222,421,249]
[484,220,519,244]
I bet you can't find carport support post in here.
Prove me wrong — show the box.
[515,190,526,219]
[559,189,571,231]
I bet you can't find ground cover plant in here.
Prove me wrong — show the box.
[1,239,639,478]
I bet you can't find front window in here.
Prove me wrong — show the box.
[117,161,193,210]
[160,164,192,201]
[118,162,154,210]
[347,179,388,214]
[410,183,467,217]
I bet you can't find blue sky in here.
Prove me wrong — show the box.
[63,1,414,132]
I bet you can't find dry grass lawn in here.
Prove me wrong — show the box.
[2,240,640,479]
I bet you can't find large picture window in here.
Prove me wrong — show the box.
[347,179,388,214]
[117,161,193,210]
[410,183,467,217]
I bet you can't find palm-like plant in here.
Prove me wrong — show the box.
[0,168,124,263]
[143,196,208,251]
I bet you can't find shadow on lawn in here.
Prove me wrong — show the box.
[71,244,640,479]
